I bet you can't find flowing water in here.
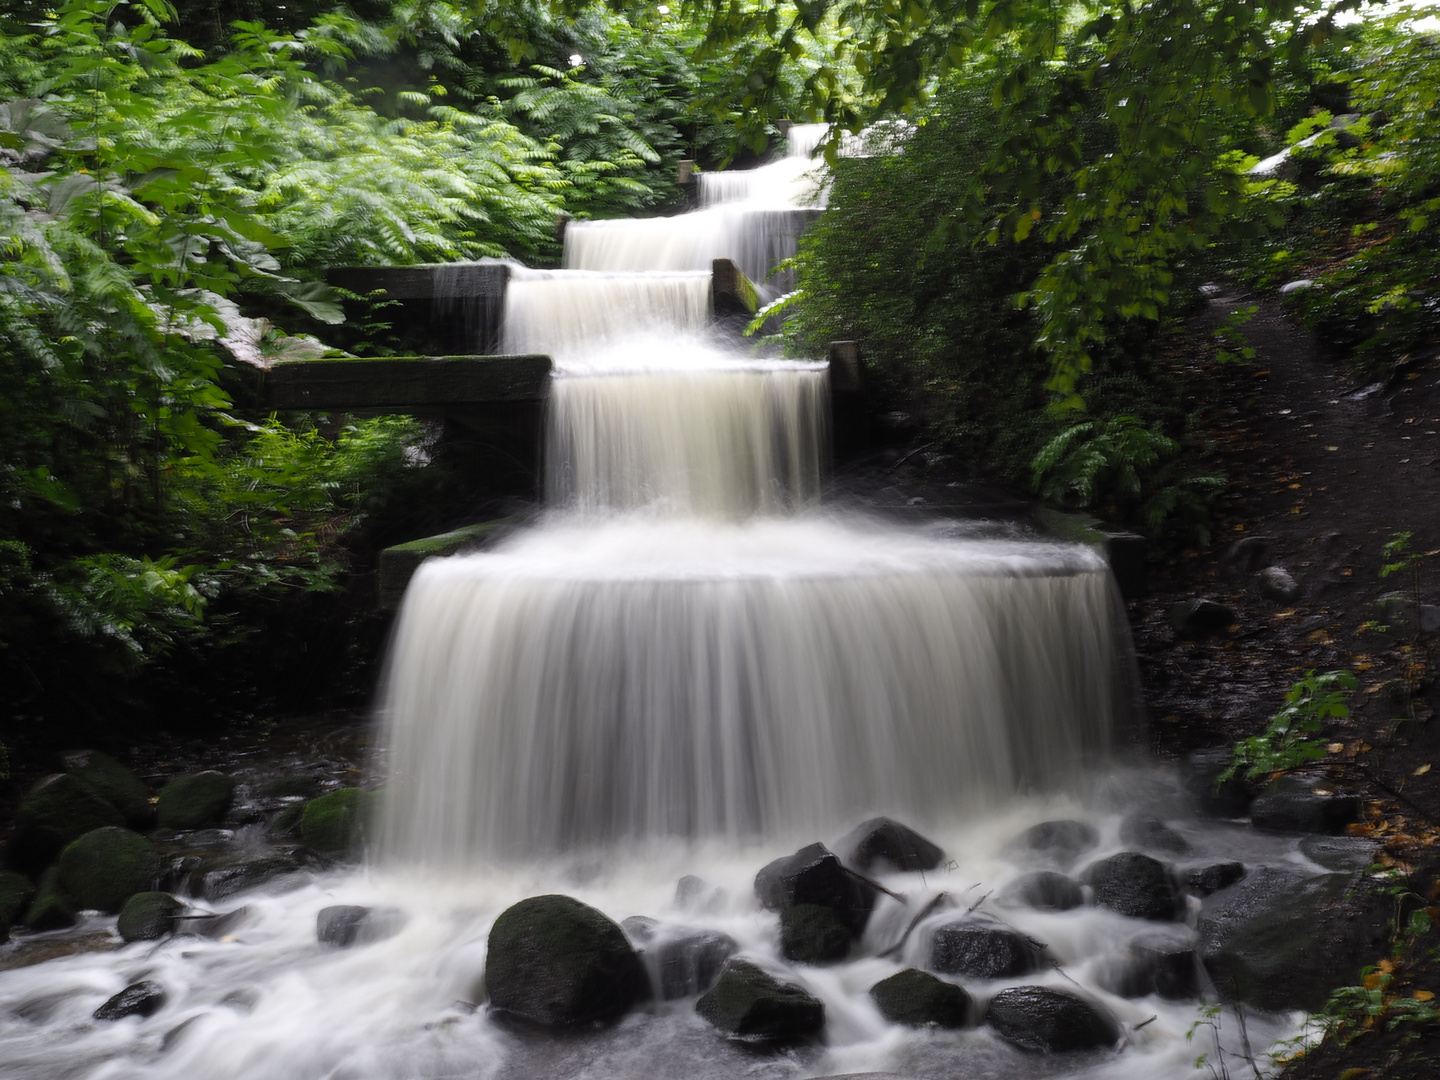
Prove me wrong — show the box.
[0,131,1308,1080]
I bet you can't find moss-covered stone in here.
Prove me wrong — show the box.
[300,788,374,856]
[156,771,236,831]
[266,801,306,840]
[24,866,78,931]
[0,870,36,942]
[57,827,159,913]
[485,894,649,1027]
[779,903,851,964]
[695,958,825,1042]
[870,968,970,1028]
[117,891,184,942]
[64,750,153,829]
[8,773,124,874]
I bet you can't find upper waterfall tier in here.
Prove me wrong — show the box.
[375,516,1123,868]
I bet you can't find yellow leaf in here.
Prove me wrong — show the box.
[1327,743,1346,754]
[1355,661,1373,671]
[1416,764,1432,776]
[1379,958,1396,974]
[1414,990,1434,1002]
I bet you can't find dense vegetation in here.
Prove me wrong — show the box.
[1,0,1438,768]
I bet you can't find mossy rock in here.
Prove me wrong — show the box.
[779,903,851,964]
[300,788,375,856]
[0,870,36,942]
[870,968,970,1028]
[156,771,236,831]
[266,802,306,840]
[118,892,184,942]
[24,866,78,931]
[9,774,124,874]
[57,827,159,913]
[695,958,825,1042]
[64,750,153,830]
[485,894,649,1027]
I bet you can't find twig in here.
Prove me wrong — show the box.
[842,864,906,903]
[877,892,950,960]
[1134,1015,1158,1030]
[964,890,990,915]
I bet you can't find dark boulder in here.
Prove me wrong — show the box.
[1083,852,1179,921]
[623,918,738,999]
[836,817,944,873]
[674,874,724,912]
[1250,788,1359,834]
[985,986,1120,1053]
[94,980,167,1021]
[485,894,648,1028]
[117,892,184,942]
[780,903,852,965]
[156,772,236,831]
[1119,814,1190,855]
[317,904,405,948]
[1000,871,1084,912]
[7,773,124,874]
[755,842,875,937]
[23,866,77,931]
[1185,862,1247,897]
[300,788,375,857]
[0,870,35,942]
[201,852,310,901]
[929,916,1045,979]
[1300,836,1381,873]
[1013,820,1099,869]
[1169,598,1236,639]
[870,968,969,1028]
[1179,748,1253,818]
[56,827,158,913]
[1199,864,1389,1012]
[176,905,249,939]
[62,750,153,830]
[695,959,825,1042]
[1100,933,1201,1000]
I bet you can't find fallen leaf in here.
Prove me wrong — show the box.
[1355,661,1374,671]
[1379,958,1396,974]
[1325,445,1340,451]
[1328,743,1346,754]
[1414,990,1434,1002]
[1416,764,1432,777]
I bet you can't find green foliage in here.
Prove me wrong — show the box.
[1221,669,1358,784]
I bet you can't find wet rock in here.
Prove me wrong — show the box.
[201,852,308,901]
[780,903,852,964]
[176,906,249,939]
[62,750,153,831]
[625,920,737,998]
[1224,535,1274,575]
[7,773,124,875]
[1101,932,1201,1000]
[1258,566,1300,602]
[1168,598,1236,639]
[674,874,724,912]
[1370,592,1440,636]
[117,891,184,942]
[985,986,1120,1053]
[869,968,969,1028]
[156,772,236,831]
[300,788,374,857]
[1199,864,1389,1011]
[266,802,306,840]
[1119,814,1190,855]
[1083,852,1180,921]
[0,870,35,942]
[695,958,825,1042]
[1000,871,1084,912]
[22,866,77,931]
[1014,820,1099,869]
[1300,835,1382,873]
[1185,862,1247,897]
[1250,787,1360,834]
[836,817,944,874]
[56,827,158,913]
[1178,748,1253,818]
[317,904,406,948]
[928,916,1046,979]
[754,842,876,937]
[93,980,167,1021]
[485,894,649,1028]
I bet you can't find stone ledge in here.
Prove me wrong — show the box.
[377,520,517,610]
[266,355,552,411]
[1034,506,1147,598]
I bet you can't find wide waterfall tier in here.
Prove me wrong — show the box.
[548,365,827,516]
[375,518,1125,868]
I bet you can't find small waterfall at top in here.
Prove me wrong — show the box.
[374,126,1130,867]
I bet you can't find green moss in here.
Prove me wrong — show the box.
[10,774,124,873]
[57,827,159,913]
[23,866,77,932]
[869,968,970,1028]
[117,891,183,942]
[65,750,153,829]
[156,771,236,831]
[300,788,375,856]
[779,903,851,964]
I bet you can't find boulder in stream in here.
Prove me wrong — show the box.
[22,866,77,931]
[7,773,124,875]
[928,915,1046,979]
[57,827,158,913]
[622,917,737,998]
[1083,852,1180,921]
[201,851,311,901]
[62,750,153,831]
[754,842,876,937]
[1012,820,1099,869]
[1118,814,1190,855]
[1099,932,1201,1000]
[1000,870,1084,912]
[117,891,184,942]
[985,985,1120,1053]
[835,817,944,873]
[94,980,167,1021]
[156,771,236,831]
[317,904,405,948]
[1184,862,1247,897]
[780,903,852,964]
[300,788,375,857]
[485,894,649,1027]
[869,968,970,1028]
[695,958,825,1042]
